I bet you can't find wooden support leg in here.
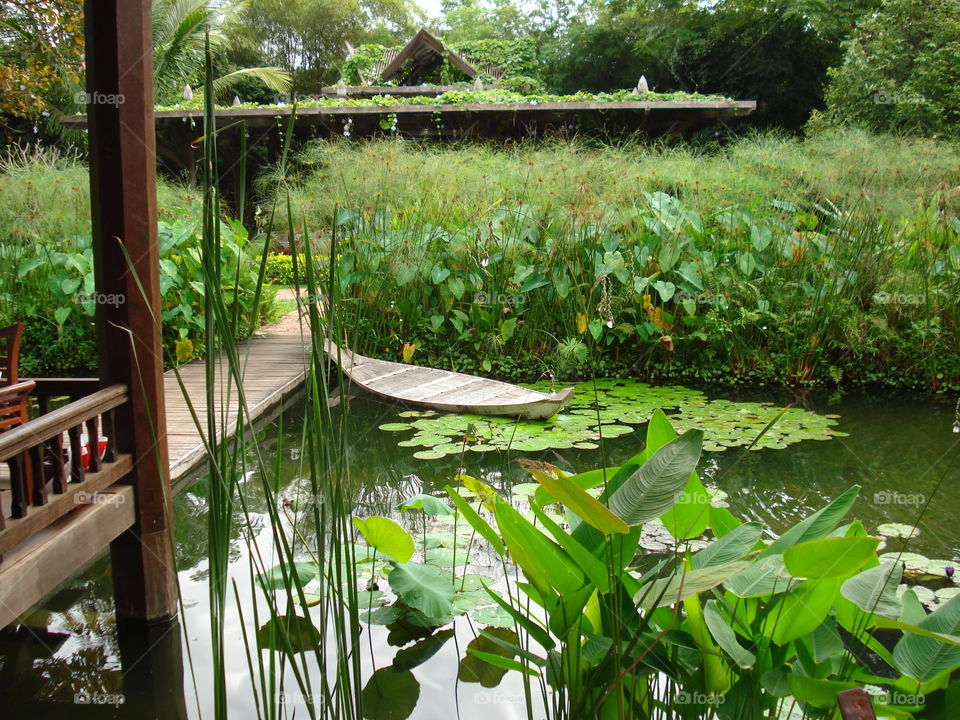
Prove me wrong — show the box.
[86,0,177,624]
[117,616,189,720]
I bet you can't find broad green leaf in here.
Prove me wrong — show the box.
[456,474,497,511]
[892,593,960,682]
[523,464,628,535]
[760,579,841,645]
[635,560,751,609]
[783,536,879,579]
[361,668,420,720]
[704,600,756,669]
[608,430,704,526]
[693,522,763,569]
[397,494,454,516]
[645,408,676,452]
[660,471,710,540]
[533,467,619,508]
[494,497,583,596]
[841,561,903,618]
[352,516,415,563]
[787,674,859,710]
[725,555,795,597]
[709,506,742,537]
[808,619,844,663]
[256,561,317,591]
[763,485,860,557]
[388,562,455,619]
[529,502,611,593]
[444,485,505,556]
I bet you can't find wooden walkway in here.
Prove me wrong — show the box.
[166,317,311,488]
[0,314,310,627]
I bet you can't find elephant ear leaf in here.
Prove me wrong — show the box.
[892,593,960,683]
[607,430,704,527]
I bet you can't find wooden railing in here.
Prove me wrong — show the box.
[0,383,132,560]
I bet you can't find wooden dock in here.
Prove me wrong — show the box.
[0,313,310,627]
[166,319,311,488]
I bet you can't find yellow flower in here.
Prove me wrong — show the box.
[576,313,588,335]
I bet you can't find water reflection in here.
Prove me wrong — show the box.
[0,387,957,717]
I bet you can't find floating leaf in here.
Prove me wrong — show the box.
[361,668,420,720]
[352,516,415,564]
[388,562,455,619]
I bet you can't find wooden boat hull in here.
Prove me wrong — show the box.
[323,341,574,420]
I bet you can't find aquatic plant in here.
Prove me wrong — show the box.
[377,379,845,458]
[271,131,960,392]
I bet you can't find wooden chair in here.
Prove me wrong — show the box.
[0,325,34,523]
[0,323,23,386]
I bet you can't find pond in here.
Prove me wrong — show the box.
[1,385,958,718]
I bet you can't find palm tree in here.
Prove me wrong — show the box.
[152,0,292,104]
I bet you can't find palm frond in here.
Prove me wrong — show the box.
[213,67,293,99]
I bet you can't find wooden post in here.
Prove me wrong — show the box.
[85,0,178,623]
[837,688,878,720]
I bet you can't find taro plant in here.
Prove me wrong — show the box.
[441,411,960,719]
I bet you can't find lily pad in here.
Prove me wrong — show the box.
[378,377,844,459]
[471,606,514,628]
[876,523,920,539]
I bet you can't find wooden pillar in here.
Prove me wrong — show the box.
[85,0,178,623]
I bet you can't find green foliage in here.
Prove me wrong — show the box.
[230,0,419,92]
[264,252,328,285]
[152,0,292,105]
[278,134,960,391]
[0,217,277,372]
[824,0,960,139]
[341,43,390,85]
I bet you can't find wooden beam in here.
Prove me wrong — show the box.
[84,0,177,623]
[0,486,135,629]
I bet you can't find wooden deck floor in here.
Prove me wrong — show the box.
[166,318,311,489]
[0,313,310,627]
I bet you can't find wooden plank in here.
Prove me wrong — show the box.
[164,330,310,485]
[0,455,132,556]
[0,385,127,462]
[0,485,135,629]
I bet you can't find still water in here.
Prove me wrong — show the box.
[1,386,957,718]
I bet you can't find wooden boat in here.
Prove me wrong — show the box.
[323,341,574,420]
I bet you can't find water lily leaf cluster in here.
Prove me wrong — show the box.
[378,378,845,457]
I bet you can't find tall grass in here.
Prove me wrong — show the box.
[270,128,960,235]
[262,129,960,391]
[0,143,200,246]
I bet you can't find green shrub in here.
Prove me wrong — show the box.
[825,0,960,138]
[0,218,276,373]
[264,252,328,285]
